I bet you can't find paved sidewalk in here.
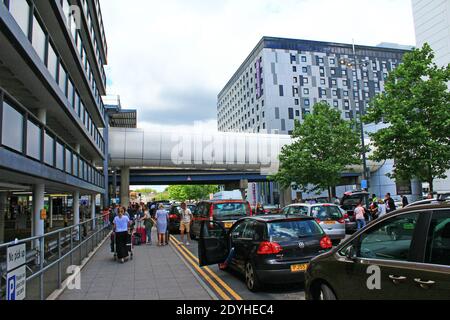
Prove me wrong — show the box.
[58,230,212,300]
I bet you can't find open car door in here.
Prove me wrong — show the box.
[198,221,229,267]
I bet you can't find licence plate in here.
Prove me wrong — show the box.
[224,222,233,229]
[291,264,309,273]
[324,221,336,225]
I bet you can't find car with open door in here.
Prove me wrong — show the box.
[305,203,450,300]
[198,215,333,292]
[340,191,370,234]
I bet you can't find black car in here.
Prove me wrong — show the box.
[198,215,333,292]
[305,203,450,300]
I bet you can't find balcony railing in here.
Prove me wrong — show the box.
[0,88,105,189]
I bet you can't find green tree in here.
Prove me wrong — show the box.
[167,185,219,201]
[272,102,362,198]
[364,43,450,192]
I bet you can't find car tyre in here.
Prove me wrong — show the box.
[319,284,336,300]
[245,262,261,292]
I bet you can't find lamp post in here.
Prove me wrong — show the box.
[340,43,369,192]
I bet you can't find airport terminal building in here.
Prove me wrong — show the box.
[0,0,108,244]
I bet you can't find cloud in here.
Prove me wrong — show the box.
[101,0,416,127]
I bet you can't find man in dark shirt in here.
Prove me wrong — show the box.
[385,193,396,213]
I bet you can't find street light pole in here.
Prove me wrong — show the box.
[351,41,369,191]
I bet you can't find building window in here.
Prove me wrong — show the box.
[47,43,58,80]
[293,66,297,72]
[304,99,310,107]
[2,101,24,152]
[295,110,300,117]
[8,0,31,37]
[301,56,307,62]
[59,64,67,94]
[342,70,347,76]
[288,108,294,120]
[44,132,54,166]
[295,99,299,105]
[279,85,284,97]
[302,67,308,73]
[330,58,336,65]
[293,77,298,83]
[330,69,336,75]
[320,79,326,85]
[303,88,309,95]
[32,15,47,62]
[303,77,309,84]
[275,107,280,120]
[26,120,41,160]
[343,90,349,96]
[331,79,337,85]
[333,101,339,107]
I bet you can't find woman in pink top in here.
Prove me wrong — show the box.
[355,202,366,230]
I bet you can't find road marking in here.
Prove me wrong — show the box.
[170,236,243,301]
[170,238,231,300]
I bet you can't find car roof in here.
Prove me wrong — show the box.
[244,214,315,223]
[391,201,450,214]
[285,203,339,207]
[199,200,246,203]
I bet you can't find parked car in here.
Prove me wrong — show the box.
[199,215,333,292]
[340,191,370,233]
[263,204,281,214]
[281,204,346,245]
[406,199,443,208]
[305,202,450,300]
[190,200,252,239]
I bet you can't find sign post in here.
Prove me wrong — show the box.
[6,244,26,301]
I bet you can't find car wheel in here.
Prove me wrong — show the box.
[245,262,261,292]
[319,284,336,300]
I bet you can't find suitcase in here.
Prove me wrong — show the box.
[136,227,147,244]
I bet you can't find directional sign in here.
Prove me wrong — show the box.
[7,265,26,301]
[7,244,26,272]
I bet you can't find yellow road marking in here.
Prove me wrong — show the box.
[170,238,231,300]
[170,236,243,301]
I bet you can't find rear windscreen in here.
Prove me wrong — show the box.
[267,220,324,241]
[213,203,248,218]
[311,206,343,220]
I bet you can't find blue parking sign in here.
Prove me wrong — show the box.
[361,180,368,190]
[7,275,16,300]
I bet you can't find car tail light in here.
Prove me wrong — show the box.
[169,214,178,220]
[209,205,214,221]
[337,217,345,224]
[257,241,282,255]
[264,209,270,214]
[315,218,321,224]
[320,236,333,249]
[343,213,349,219]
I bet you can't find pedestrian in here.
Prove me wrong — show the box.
[402,195,409,208]
[179,202,194,246]
[355,202,366,230]
[156,204,169,246]
[369,197,379,221]
[385,193,396,213]
[113,207,131,263]
[142,205,153,245]
[377,199,387,218]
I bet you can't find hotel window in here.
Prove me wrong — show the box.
[293,66,297,72]
[331,79,337,86]
[343,80,348,86]
[293,77,298,83]
[288,108,294,120]
[9,0,31,36]
[293,87,299,95]
[303,77,309,84]
[67,79,74,107]
[44,132,54,166]
[56,142,64,171]
[26,120,41,160]
[303,88,309,95]
[302,67,308,73]
[332,90,338,96]
[279,85,284,97]
[59,64,67,94]
[304,99,310,107]
[319,67,325,76]
[320,79,326,85]
[330,69,336,75]
[301,56,307,62]
[32,15,47,62]
[295,110,300,117]
[342,70,347,76]
[318,57,324,64]
[343,90,349,97]
[333,101,339,107]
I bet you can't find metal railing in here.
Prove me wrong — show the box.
[0,213,111,300]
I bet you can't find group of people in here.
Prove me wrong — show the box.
[354,193,408,230]
[106,201,194,263]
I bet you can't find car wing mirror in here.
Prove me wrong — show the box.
[345,245,357,261]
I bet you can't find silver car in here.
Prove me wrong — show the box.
[281,204,346,244]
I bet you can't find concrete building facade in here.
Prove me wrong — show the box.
[0,0,108,244]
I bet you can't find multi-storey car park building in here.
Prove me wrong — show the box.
[0,0,108,244]
[217,37,409,135]
[217,37,418,204]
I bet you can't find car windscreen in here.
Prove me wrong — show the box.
[213,203,248,218]
[311,206,343,220]
[267,220,324,241]
[342,195,364,207]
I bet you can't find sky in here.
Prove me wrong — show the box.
[101,0,416,132]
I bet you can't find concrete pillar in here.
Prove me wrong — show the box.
[37,109,46,125]
[73,190,80,240]
[91,194,96,230]
[33,184,45,252]
[103,116,110,208]
[120,167,130,208]
[0,192,7,244]
[48,196,53,229]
